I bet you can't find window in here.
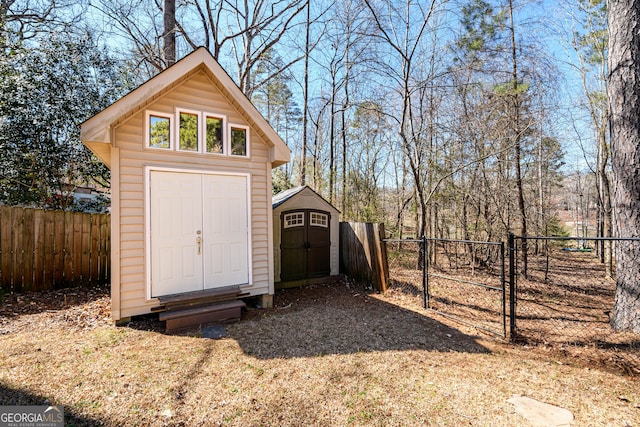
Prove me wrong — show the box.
[147,112,172,149]
[144,108,250,158]
[310,212,328,228]
[283,212,304,228]
[177,110,199,152]
[205,115,224,154]
[230,125,249,157]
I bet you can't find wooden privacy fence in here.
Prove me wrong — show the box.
[0,206,110,292]
[340,222,389,292]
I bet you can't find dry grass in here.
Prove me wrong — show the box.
[387,242,640,376]
[1,281,639,426]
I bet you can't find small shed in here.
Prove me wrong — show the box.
[80,47,290,321]
[272,186,340,285]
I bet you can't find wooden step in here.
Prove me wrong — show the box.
[160,300,246,331]
[151,285,248,312]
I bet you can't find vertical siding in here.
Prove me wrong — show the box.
[114,71,274,319]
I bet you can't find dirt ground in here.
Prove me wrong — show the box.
[386,242,640,377]
[0,280,639,426]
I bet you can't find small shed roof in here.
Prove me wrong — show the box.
[80,47,290,168]
[272,186,340,212]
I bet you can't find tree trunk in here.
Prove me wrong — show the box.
[329,72,337,204]
[163,0,176,67]
[597,124,614,277]
[508,0,528,276]
[300,0,310,185]
[608,0,640,333]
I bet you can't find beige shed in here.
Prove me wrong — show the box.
[272,186,340,287]
[81,47,290,322]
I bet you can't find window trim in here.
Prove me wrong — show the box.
[202,112,227,156]
[229,123,250,158]
[145,110,173,150]
[144,109,251,159]
[175,108,201,153]
[310,212,329,228]
[283,212,305,229]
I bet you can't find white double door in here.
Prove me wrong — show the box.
[149,170,249,297]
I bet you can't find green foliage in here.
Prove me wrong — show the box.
[547,216,570,237]
[230,128,247,156]
[272,167,293,195]
[251,49,301,141]
[149,117,170,149]
[0,32,129,208]
[456,0,506,56]
[205,117,223,153]
[493,80,530,96]
[179,112,198,151]
[573,0,607,66]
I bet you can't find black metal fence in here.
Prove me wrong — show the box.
[510,234,640,375]
[385,235,640,375]
[385,237,507,338]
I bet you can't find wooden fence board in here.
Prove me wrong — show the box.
[100,214,110,283]
[22,209,35,291]
[0,206,111,292]
[81,214,91,282]
[73,212,83,286]
[63,211,74,287]
[43,210,55,286]
[0,207,13,291]
[12,207,25,292]
[339,222,389,293]
[33,209,45,290]
[90,214,99,284]
[53,210,65,287]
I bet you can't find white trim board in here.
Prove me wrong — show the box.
[143,166,253,301]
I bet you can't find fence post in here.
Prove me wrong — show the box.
[508,232,516,341]
[422,235,428,309]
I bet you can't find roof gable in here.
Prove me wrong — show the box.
[272,186,340,213]
[80,47,290,168]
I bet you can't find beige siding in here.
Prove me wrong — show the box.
[273,188,340,282]
[113,71,274,319]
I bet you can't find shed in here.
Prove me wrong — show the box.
[80,47,290,322]
[272,186,340,286]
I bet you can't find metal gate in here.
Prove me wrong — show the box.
[385,237,507,338]
[508,234,640,344]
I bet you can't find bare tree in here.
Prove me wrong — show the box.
[563,0,613,275]
[227,0,307,97]
[362,0,442,239]
[608,0,640,333]
[0,0,81,48]
[94,0,306,92]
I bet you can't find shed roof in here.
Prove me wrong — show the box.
[80,47,290,168]
[272,186,340,212]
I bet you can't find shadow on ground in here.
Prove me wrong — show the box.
[0,382,107,427]
[221,281,490,359]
